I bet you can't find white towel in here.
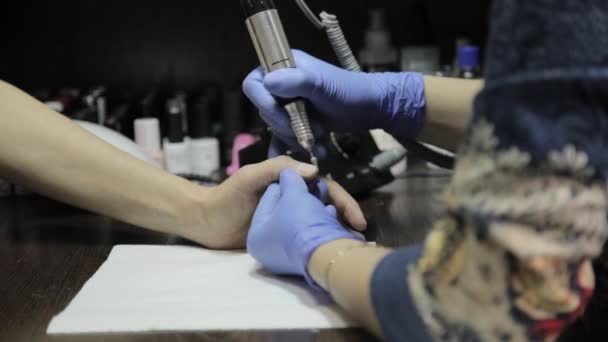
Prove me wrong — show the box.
[47,245,356,334]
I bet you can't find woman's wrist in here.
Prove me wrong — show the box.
[121,173,205,240]
[308,239,370,290]
[168,181,213,244]
[307,239,391,337]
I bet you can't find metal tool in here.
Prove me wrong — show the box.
[241,0,318,166]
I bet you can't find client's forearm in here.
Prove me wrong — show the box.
[0,80,202,238]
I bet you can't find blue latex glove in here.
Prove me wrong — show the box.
[247,169,365,288]
[242,49,427,157]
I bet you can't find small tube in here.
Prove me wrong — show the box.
[370,146,407,171]
[294,0,324,29]
[320,12,361,72]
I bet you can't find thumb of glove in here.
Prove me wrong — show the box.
[264,68,317,99]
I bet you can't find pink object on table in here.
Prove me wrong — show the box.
[226,134,258,176]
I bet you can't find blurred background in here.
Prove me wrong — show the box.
[0,0,489,90]
[0,0,490,195]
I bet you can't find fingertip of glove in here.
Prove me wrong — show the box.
[242,76,257,99]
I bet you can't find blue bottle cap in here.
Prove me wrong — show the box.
[458,46,480,69]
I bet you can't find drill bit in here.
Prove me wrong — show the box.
[310,154,319,168]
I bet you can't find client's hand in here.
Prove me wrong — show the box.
[182,157,366,250]
[247,169,365,286]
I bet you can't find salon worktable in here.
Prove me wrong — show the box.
[0,170,539,342]
[0,170,593,342]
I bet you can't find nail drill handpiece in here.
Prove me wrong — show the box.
[242,0,317,165]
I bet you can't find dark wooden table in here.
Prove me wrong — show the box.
[0,173,451,342]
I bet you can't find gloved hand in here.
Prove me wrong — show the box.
[243,49,426,157]
[247,168,365,287]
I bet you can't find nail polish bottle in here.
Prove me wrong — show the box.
[164,99,191,175]
[96,96,107,126]
[105,103,132,136]
[84,87,106,125]
[223,90,245,164]
[188,95,220,178]
[458,46,481,79]
[226,134,257,176]
[134,117,165,168]
[138,89,165,139]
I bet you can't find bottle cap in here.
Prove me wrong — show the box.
[458,46,480,69]
[360,9,398,66]
[167,99,185,143]
[188,95,212,139]
[370,9,387,30]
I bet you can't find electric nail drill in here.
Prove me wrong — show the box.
[241,0,318,167]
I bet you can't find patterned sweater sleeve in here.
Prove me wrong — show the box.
[371,1,608,341]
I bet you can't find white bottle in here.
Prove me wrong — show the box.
[164,140,191,175]
[134,117,165,168]
[190,138,220,178]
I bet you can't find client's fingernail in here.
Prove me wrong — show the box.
[296,163,318,175]
[358,218,369,231]
[350,209,368,231]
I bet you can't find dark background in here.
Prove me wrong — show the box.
[0,0,490,92]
